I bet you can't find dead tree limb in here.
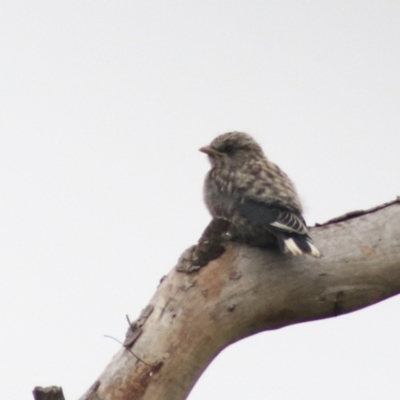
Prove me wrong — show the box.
[40,199,400,400]
[32,386,65,400]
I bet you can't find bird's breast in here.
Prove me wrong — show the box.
[203,173,236,219]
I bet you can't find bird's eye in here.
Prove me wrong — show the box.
[220,144,235,155]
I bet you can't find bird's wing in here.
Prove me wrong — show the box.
[237,199,308,235]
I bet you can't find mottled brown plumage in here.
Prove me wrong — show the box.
[200,132,320,257]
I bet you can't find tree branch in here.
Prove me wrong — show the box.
[36,199,400,400]
[32,387,65,400]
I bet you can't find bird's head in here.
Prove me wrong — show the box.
[200,132,265,168]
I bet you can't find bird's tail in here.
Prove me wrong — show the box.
[277,234,321,258]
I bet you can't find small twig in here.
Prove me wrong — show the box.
[104,335,157,367]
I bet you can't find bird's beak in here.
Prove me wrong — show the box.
[199,146,225,157]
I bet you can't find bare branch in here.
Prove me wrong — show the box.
[36,200,400,400]
[32,387,65,400]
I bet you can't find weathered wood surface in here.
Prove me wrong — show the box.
[47,200,400,400]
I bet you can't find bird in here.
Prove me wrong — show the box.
[200,131,320,257]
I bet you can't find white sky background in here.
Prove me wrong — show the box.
[1,1,400,399]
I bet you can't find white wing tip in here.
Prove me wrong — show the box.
[284,238,303,256]
[284,238,321,258]
[308,241,321,258]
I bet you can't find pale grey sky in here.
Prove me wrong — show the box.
[1,1,400,399]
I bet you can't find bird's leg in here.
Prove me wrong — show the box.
[175,218,230,273]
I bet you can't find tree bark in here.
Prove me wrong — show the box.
[50,199,400,400]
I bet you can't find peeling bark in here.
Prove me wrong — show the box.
[35,199,400,400]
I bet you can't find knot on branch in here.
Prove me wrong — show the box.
[176,218,230,272]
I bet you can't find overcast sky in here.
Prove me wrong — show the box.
[1,1,400,399]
